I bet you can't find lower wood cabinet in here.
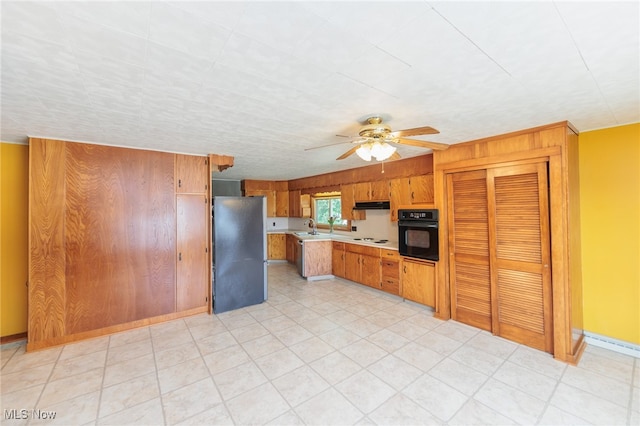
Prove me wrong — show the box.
[401,257,435,308]
[343,243,381,289]
[380,249,400,295]
[303,240,332,277]
[286,233,297,263]
[332,242,346,278]
[267,233,286,260]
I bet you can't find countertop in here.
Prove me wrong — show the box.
[268,229,398,250]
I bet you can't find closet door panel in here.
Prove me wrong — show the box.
[488,163,552,352]
[447,170,491,331]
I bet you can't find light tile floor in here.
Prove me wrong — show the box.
[1,263,638,425]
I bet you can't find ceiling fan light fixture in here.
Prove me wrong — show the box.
[371,141,396,161]
[355,141,396,162]
[355,144,372,161]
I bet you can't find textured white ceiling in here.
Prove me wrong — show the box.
[1,1,638,180]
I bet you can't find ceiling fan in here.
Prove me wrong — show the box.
[306,116,449,161]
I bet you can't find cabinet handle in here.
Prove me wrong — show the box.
[179,252,182,261]
[178,179,182,188]
[403,265,406,273]
[411,191,414,200]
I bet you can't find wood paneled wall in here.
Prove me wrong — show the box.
[64,143,176,334]
[28,138,207,351]
[288,154,433,191]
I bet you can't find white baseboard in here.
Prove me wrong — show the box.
[584,331,640,358]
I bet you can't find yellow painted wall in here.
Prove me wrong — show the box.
[1,142,29,337]
[579,123,640,344]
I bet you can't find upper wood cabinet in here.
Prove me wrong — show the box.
[353,182,370,202]
[409,175,434,204]
[245,189,276,217]
[276,190,289,217]
[390,178,411,221]
[370,180,389,201]
[353,180,389,202]
[176,154,208,194]
[389,175,434,221]
[300,194,311,218]
[289,190,301,217]
[340,184,366,220]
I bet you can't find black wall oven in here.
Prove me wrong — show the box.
[398,209,439,261]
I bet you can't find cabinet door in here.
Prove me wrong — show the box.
[353,182,370,201]
[447,170,492,331]
[286,234,297,263]
[488,163,552,352]
[340,184,366,220]
[409,174,434,204]
[267,234,286,260]
[289,190,301,217]
[247,190,276,217]
[344,251,361,283]
[176,154,208,194]
[332,247,345,278]
[276,190,289,217]
[402,259,435,307]
[300,193,311,218]
[360,254,381,288]
[389,178,410,221]
[370,180,389,201]
[177,194,209,311]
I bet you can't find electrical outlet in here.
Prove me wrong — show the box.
[351,225,357,231]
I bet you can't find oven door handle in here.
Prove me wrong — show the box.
[399,221,438,228]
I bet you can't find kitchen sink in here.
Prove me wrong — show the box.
[295,231,319,236]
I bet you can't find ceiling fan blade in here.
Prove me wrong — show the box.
[390,151,401,160]
[305,141,350,151]
[336,146,359,160]
[395,138,449,150]
[389,126,440,137]
[335,134,355,138]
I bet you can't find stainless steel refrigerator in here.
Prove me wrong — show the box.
[212,196,267,314]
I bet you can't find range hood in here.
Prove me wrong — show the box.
[353,201,390,210]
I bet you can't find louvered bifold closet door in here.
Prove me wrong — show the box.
[487,163,553,353]
[447,170,492,331]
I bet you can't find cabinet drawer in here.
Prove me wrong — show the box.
[380,249,399,260]
[332,241,345,250]
[381,260,399,279]
[345,243,380,257]
[381,278,399,295]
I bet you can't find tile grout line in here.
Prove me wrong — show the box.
[94,335,112,425]
[27,345,63,426]
[185,315,239,425]
[148,325,168,426]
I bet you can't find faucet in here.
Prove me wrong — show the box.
[307,219,317,235]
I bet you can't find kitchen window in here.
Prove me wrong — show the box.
[313,194,348,230]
